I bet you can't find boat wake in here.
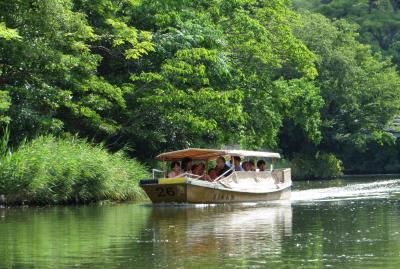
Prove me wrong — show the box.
[290,179,400,203]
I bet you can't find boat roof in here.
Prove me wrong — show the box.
[155,148,281,161]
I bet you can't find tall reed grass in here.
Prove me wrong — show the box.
[0,134,149,205]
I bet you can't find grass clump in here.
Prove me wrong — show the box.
[0,134,149,205]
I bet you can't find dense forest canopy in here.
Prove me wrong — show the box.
[291,0,400,174]
[293,0,400,69]
[1,0,400,176]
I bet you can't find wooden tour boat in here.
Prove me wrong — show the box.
[140,148,292,204]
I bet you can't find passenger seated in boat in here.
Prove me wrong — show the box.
[204,168,218,182]
[249,159,256,171]
[209,168,218,180]
[233,156,243,171]
[168,161,181,178]
[199,162,206,174]
[193,163,205,176]
[215,156,231,177]
[242,161,252,172]
[181,157,193,173]
[191,164,199,175]
[257,160,267,171]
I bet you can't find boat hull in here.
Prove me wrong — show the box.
[140,181,291,204]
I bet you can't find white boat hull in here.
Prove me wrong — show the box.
[140,169,292,204]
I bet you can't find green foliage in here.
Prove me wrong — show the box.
[274,78,323,144]
[120,0,322,157]
[296,12,400,144]
[339,136,400,174]
[0,22,20,40]
[0,0,154,142]
[286,11,400,173]
[293,0,400,69]
[0,0,323,160]
[291,152,343,179]
[0,135,148,205]
[0,91,10,125]
[1,0,399,177]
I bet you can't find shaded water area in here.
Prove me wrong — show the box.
[1,179,400,268]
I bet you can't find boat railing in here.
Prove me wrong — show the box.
[168,172,202,180]
[214,167,235,182]
[152,169,164,179]
[182,172,201,179]
[159,172,210,181]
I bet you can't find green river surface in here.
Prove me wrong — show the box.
[1,178,400,269]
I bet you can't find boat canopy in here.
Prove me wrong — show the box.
[155,148,281,161]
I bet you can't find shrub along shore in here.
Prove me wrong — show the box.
[0,135,149,205]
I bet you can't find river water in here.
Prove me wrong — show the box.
[1,179,400,269]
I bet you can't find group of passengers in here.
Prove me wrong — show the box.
[167,156,270,181]
[239,159,268,172]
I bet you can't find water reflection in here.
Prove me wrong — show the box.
[0,204,151,269]
[142,204,292,268]
[1,179,400,269]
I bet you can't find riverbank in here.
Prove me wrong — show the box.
[0,135,149,206]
